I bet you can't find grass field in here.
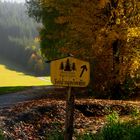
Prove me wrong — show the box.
[0,57,51,87]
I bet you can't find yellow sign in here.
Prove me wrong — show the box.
[51,57,90,87]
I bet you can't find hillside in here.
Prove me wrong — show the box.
[0,57,51,87]
[0,1,49,75]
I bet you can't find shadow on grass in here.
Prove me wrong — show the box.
[0,56,50,77]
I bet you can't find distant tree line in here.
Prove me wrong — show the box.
[0,1,49,75]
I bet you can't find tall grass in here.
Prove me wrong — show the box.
[47,130,64,140]
[0,130,4,140]
[77,111,140,140]
[101,121,140,140]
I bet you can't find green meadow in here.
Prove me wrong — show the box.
[0,57,51,87]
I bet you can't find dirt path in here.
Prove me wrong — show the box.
[0,86,65,108]
[1,98,140,139]
[0,86,140,139]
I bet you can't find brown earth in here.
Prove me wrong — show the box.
[0,87,140,139]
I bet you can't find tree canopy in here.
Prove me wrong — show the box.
[26,0,140,98]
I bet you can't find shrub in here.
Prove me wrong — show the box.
[80,111,140,140]
[129,125,140,140]
[47,130,64,140]
[0,130,4,140]
[106,111,119,124]
[76,133,95,140]
[100,112,140,140]
[101,122,129,140]
[131,107,140,120]
[121,75,138,99]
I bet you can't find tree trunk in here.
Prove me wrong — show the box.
[112,39,122,99]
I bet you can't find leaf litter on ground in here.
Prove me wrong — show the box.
[0,97,140,139]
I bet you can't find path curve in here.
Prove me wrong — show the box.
[0,86,65,108]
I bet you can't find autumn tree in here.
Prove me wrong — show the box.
[26,0,140,98]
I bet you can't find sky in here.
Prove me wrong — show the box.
[1,0,25,3]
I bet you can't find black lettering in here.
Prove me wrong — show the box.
[54,79,86,86]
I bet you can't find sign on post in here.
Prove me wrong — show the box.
[50,56,90,140]
[51,56,90,87]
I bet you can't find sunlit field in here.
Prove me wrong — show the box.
[0,63,51,87]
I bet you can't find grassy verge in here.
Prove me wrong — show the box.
[0,86,30,95]
[0,56,51,87]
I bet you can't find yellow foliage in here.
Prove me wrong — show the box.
[127,27,140,38]
[99,0,109,8]
[34,37,40,42]
[130,58,140,77]
[28,0,140,91]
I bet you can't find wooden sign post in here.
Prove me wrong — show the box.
[50,56,90,140]
[65,87,74,140]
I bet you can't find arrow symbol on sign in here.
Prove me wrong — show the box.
[80,65,87,78]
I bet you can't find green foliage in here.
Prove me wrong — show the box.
[98,111,140,140]
[76,122,140,140]
[26,0,67,60]
[129,125,140,140]
[109,74,139,100]
[0,86,29,95]
[122,75,136,99]
[76,133,97,140]
[45,111,140,140]
[76,111,140,140]
[101,121,140,140]
[47,130,64,140]
[106,111,119,124]
[0,130,4,140]
[131,107,140,120]
[102,122,128,140]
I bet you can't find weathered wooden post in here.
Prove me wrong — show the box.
[50,56,90,140]
[65,87,74,140]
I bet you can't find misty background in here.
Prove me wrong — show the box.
[0,1,49,76]
[1,0,25,3]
